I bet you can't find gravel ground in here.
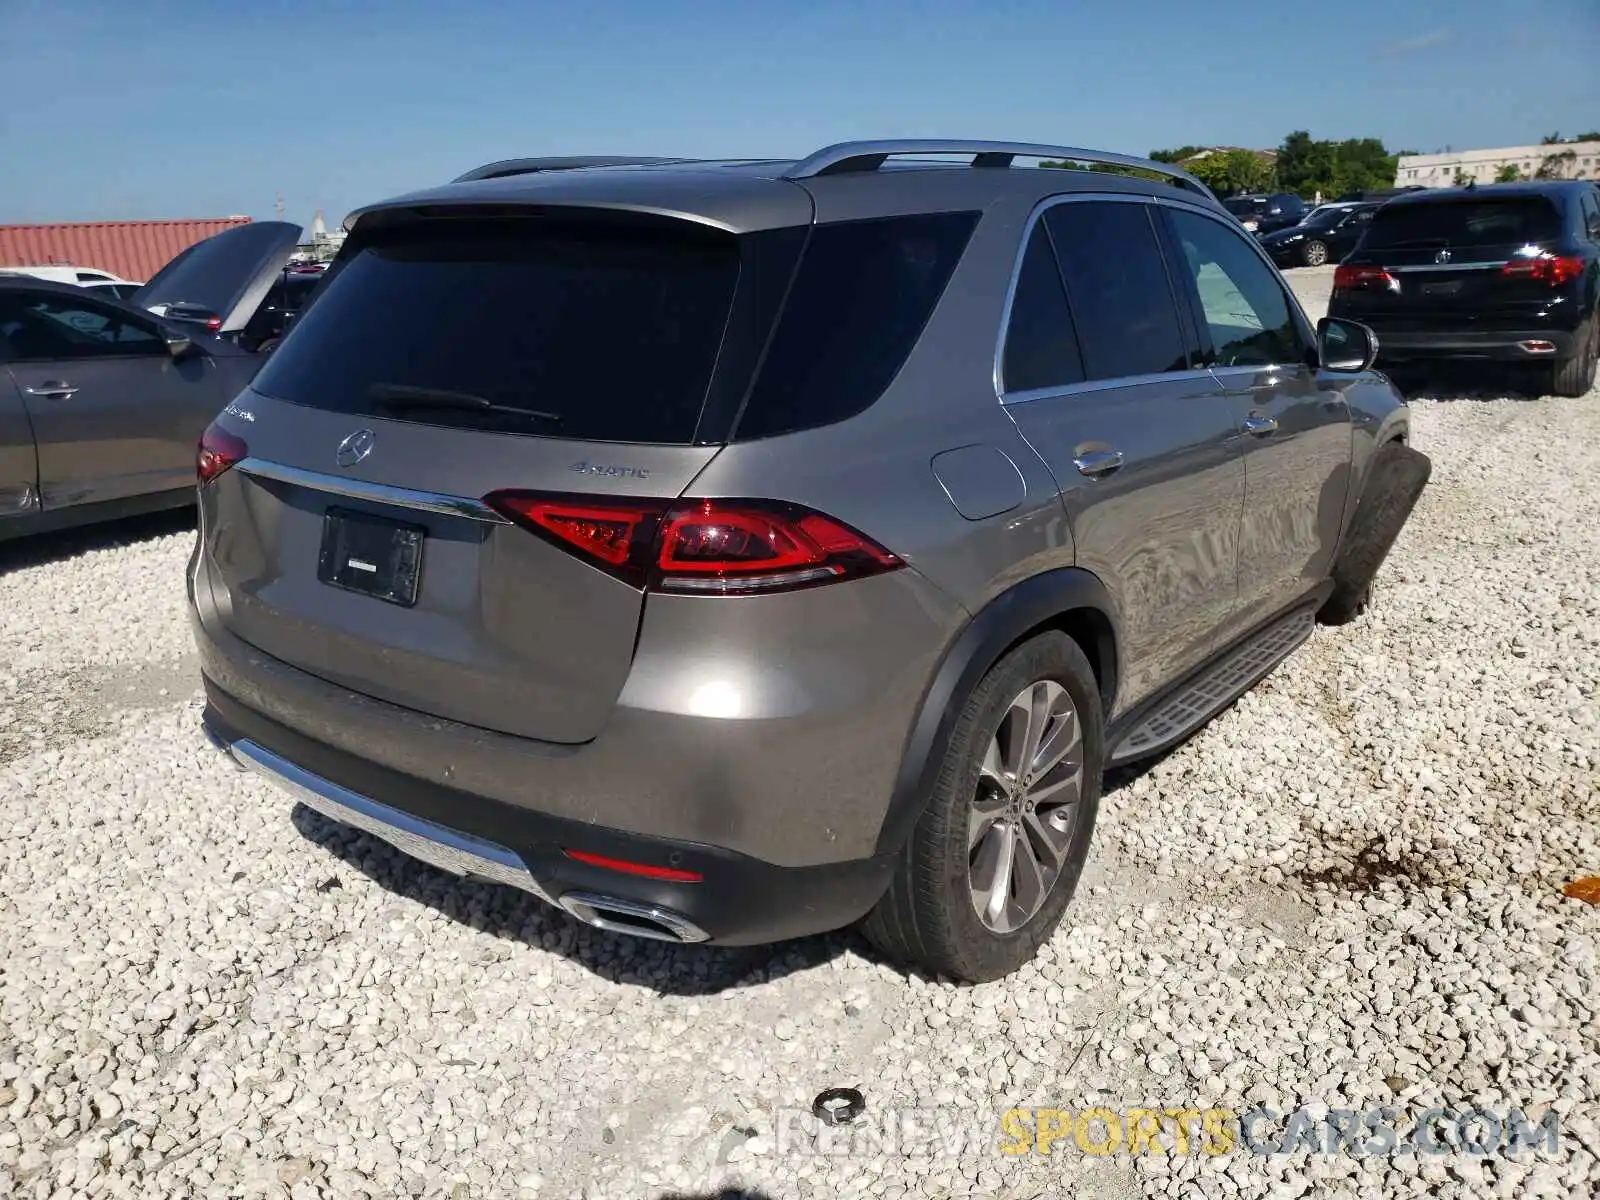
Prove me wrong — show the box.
[1,267,1597,1200]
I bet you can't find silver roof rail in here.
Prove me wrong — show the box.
[452,156,687,183]
[784,139,1213,196]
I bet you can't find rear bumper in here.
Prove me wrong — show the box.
[1368,327,1578,362]
[201,680,897,945]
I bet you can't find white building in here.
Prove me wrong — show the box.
[1395,142,1600,187]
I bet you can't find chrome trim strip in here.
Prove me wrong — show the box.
[225,736,552,899]
[785,139,1212,195]
[1385,261,1507,273]
[235,458,509,523]
[1002,369,1219,406]
[558,892,709,944]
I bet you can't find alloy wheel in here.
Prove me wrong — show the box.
[968,680,1086,934]
[1305,241,1328,267]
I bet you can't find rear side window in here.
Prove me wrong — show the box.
[1363,197,1563,250]
[733,213,977,440]
[251,220,740,443]
[1043,202,1188,381]
[1166,209,1303,367]
[1002,224,1084,393]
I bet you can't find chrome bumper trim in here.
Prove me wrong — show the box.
[225,735,552,899]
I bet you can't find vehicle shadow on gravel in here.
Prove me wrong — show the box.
[290,805,857,994]
[1386,363,1554,402]
[0,506,195,575]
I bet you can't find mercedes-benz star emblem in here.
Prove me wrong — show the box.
[335,429,376,468]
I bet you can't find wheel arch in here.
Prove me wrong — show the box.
[873,567,1120,857]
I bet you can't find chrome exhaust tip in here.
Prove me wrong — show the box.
[1518,340,1557,354]
[558,891,709,944]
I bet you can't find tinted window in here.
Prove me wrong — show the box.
[1043,202,1188,381]
[735,213,977,440]
[0,292,164,361]
[1582,191,1600,239]
[1224,197,1267,217]
[1363,197,1563,249]
[252,220,740,443]
[1167,209,1303,367]
[1002,225,1084,393]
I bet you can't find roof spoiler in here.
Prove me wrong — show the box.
[450,156,688,183]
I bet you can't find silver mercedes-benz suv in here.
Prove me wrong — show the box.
[192,140,1430,981]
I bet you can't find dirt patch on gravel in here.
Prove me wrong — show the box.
[1298,835,1440,892]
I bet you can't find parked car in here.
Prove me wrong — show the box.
[141,221,306,348]
[1327,181,1600,396]
[1260,202,1382,268]
[1,221,305,540]
[0,264,141,289]
[1223,192,1308,236]
[192,140,1429,981]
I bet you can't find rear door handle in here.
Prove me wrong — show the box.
[24,381,77,400]
[1243,414,1279,437]
[1073,449,1125,478]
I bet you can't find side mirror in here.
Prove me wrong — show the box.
[165,333,195,360]
[1317,317,1378,373]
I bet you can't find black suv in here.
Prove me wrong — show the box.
[1327,182,1600,396]
[1223,192,1308,236]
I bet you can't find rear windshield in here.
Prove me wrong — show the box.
[1224,197,1266,216]
[251,220,739,443]
[1363,197,1563,250]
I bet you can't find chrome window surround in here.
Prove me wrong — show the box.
[992,192,1320,406]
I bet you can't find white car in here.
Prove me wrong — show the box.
[0,265,143,295]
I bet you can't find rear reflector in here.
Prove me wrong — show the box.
[484,491,904,595]
[562,848,703,883]
[1500,253,1583,287]
[197,422,247,485]
[1333,264,1397,293]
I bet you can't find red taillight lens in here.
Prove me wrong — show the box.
[562,848,703,883]
[1333,264,1396,293]
[1500,253,1584,286]
[483,492,903,595]
[196,422,247,485]
[204,316,223,331]
[655,501,900,593]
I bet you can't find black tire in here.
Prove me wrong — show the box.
[1549,316,1597,398]
[256,338,282,355]
[861,631,1104,982]
[1302,239,1330,267]
[1319,441,1433,625]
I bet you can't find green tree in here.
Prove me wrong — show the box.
[1148,146,1205,164]
[1536,149,1578,180]
[1274,131,1397,198]
[1185,149,1277,196]
[1495,163,1522,183]
[1452,169,1473,186]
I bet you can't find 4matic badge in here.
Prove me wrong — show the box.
[568,460,650,481]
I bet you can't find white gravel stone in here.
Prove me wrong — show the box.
[1,270,1597,1198]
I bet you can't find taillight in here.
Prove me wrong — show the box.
[1500,253,1584,286]
[1333,264,1397,293]
[205,316,223,331]
[484,492,904,595]
[196,422,247,485]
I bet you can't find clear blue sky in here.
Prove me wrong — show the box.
[2,0,1595,232]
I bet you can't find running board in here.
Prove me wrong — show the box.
[1108,608,1315,764]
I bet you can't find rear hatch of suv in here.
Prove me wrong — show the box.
[1330,192,1574,329]
[196,197,974,745]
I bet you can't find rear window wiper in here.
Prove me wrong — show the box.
[368,383,563,427]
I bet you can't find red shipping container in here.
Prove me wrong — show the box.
[0,217,254,284]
